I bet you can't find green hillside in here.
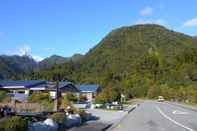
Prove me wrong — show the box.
[39,54,83,69]
[0,55,38,79]
[39,55,68,69]
[29,24,197,102]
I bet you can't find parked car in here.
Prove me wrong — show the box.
[158,96,164,102]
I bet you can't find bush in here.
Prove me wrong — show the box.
[95,95,105,104]
[50,112,66,124]
[65,93,78,102]
[0,91,7,102]
[78,109,89,122]
[60,95,72,110]
[3,116,28,131]
[28,92,52,102]
[95,85,120,104]
[79,95,87,102]
[28,92,53,111]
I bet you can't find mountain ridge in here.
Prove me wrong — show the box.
[0,53,83,79]
[29,24,197,88]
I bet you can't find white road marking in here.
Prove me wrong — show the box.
[173,110,189,115]
[156,106,195,131]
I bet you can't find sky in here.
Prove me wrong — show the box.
[0,0,197,61]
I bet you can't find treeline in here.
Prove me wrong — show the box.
[26,24,197,103]
[26,46,197,103]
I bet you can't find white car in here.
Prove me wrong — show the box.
[158,96,164,102]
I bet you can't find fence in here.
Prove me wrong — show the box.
[0,103,45,112]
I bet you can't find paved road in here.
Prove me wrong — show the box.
[112,101,197,131]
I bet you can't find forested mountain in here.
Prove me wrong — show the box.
[70,54,83,62]
[0,55,38,79]
[39,55,68,69]
[0,53,83,79]
[29,24,197,102]
[39,54,83,69]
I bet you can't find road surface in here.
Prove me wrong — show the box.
[112,101,197,131]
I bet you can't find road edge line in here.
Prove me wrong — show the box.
[166,102,197,112]
[156,106,194,131]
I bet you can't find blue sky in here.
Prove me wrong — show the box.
[0,0,197,61]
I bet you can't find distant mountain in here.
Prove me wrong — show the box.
[0,53,83,80]
[39,54,83,69]
[39,55,68,69]
[70,54,83,62]
[0,55,38,79]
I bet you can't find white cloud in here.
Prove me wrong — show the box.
[19,45,31,56]
[18,44,43,62]
[135,19,167,26]
[183,18,197,27]
[32,55,44,62]
[140,7,153,16]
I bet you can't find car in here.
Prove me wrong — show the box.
[158,96,164,102]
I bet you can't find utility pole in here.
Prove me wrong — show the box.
[53,81,59,112]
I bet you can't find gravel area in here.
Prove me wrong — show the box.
[85,109,127,124]
[67,109,128,131]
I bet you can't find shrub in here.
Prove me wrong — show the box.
[28,92,53,111]
[28,92,52,102]
[95,94,105,104]
[3,116,28,131]
[60,95,72,110]
[50,112,66,124]
[65,93,78,102]
[95,85,120,104]
[79,95,87,102]
[78,109,89,122]
[0,91,7,102]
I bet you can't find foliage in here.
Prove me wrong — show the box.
[78,109,89,122]
[60,95,78,113]
[79,95,87,102]
[0,91,7,102]
[3,116,28,131]
[28,92,53,111]
[95,84,120,103]
[50,112,66,124]
[28,92,52,102]
[65,93,78,102]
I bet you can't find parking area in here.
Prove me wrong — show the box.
[85,109,127,124]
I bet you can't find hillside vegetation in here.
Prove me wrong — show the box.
[28,24,197,102]
[0,55,38,79]
[0,54,83,80]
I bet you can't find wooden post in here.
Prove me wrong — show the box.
[76,93,80,104]
[11,98,16,111]
[53,81,59,112]
[11,90,16,111]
